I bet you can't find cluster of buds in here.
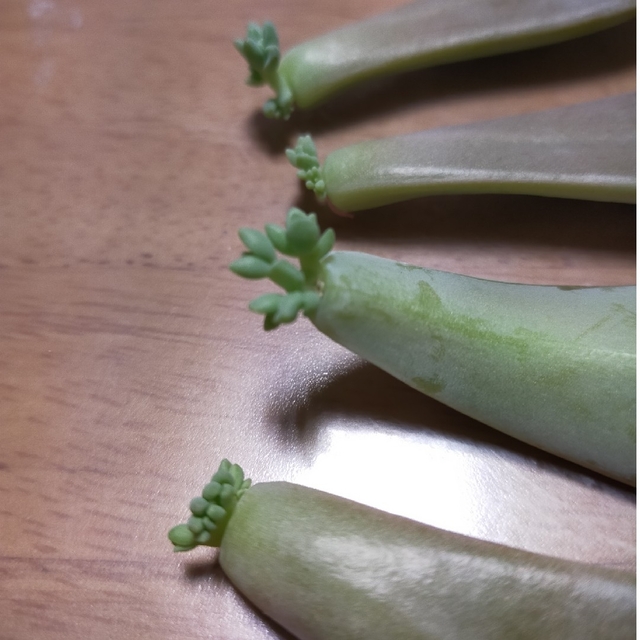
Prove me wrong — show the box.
[230,208,335,329]
[234,22,293,119]
[168,460,252,551]
[285,135,327,200]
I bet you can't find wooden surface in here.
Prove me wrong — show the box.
[0,1,636,638]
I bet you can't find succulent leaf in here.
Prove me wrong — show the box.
[249,293,284,315]
[230,255,272,279]
[269,259,306,292]
[312,228,336,260]
[300,291,321,315]
[239,228,276,263]
[273,292,303,325]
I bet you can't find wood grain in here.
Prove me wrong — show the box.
[0,1,635,638]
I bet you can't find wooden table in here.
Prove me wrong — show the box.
[1,1,635,638]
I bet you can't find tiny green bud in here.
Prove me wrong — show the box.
[304,136,315,151]
[249,293,283,315]
[168,524,196,549]
[219,483,237,510]
[287,152,318,173]
[273,293,303,325]
[263,99,279,119]
[187,516,204,534]
[247,22,261,40]
[206,504,227,523]
[229,463,245,488]
[285,148,298,165]
[285,207,305,226]
[313,180,326,196]
[202,481,221,501]
[202,517,217,532]
[196,531,212,544]
[189,496,209,516]
[243,39,264,69]
[211,469,235,485]
[298,155,319,171]
[262,21,279,47]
